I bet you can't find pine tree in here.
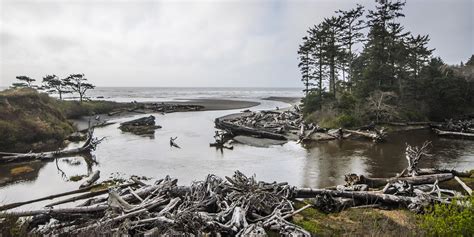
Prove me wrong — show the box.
[337,4,365,88]
[298,37,314,96]
[42,74,71,100]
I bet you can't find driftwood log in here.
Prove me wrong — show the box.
[79,170,100,188]
[433,128,474,139]
[346,173,454,188]
[0,129,102,163]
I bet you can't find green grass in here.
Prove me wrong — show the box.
[291,200,423,236]
[420,196,474,236]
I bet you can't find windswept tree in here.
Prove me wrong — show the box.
[66,74,95,102]
[11,76,36,88]
[42,74,71,100]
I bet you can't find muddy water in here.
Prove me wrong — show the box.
[1,99,474,211]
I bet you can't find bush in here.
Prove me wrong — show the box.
[320,113,359,128]
[420,196,474,236]
[337,92,357,114]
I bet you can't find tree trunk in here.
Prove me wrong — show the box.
[353,173,454,188]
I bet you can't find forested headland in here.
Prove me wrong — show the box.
[298,0,474,128]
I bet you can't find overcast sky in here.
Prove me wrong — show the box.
[0,0,472,87]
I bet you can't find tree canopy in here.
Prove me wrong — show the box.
[297,0,474,125]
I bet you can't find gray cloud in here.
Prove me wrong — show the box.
[0,0,472,87]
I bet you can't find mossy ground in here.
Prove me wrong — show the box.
[291,200,424,236]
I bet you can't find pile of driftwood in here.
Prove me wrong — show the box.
[1,171,312,236]
[431,119,474,139]
[1,142,471,235]
[108,103,204,116]
[298,124,386,143]
[215,106,387,144]
[215,107,302,141]
[119,115,162,135]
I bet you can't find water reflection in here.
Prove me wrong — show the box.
[0,100,473,211]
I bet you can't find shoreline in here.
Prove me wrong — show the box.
[71,97,279,132]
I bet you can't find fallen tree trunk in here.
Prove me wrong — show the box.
[46,182,135,207]
[345,129,385,142]
[348,173,454,188]
[79,170,100,188]
[0,183,107,211]
[433,129,474,139]
[417,168,472,177]
[454,176,473,196]
[294,188,418,206]
[0,205,108,217]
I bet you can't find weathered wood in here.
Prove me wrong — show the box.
[418,168,472,177]
[454,176,472,196]
[345,129,386,142]
[433,128,474,139]
[0,183,106,211]
[349,173,454,188]
[0,205,108,217]
[79,170,100,188]
[294,188,418,206]
[46,183,135,207]
[215,118,287,140]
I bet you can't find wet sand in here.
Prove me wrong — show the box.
[173,98,260,111]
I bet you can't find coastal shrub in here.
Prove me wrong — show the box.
[420,196,474,236]
[302,92,322,116]
[320,113,359,128]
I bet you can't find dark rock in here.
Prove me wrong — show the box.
[119,115,161,135]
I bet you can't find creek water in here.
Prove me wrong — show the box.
[1,91,473,211]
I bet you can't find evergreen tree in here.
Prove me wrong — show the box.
[298,37,314,96]
[337,4,365,87]
[320,16,344,97]
[362,0,406,93]
[466,55,474,66]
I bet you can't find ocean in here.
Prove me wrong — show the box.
[86,87,303,102]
